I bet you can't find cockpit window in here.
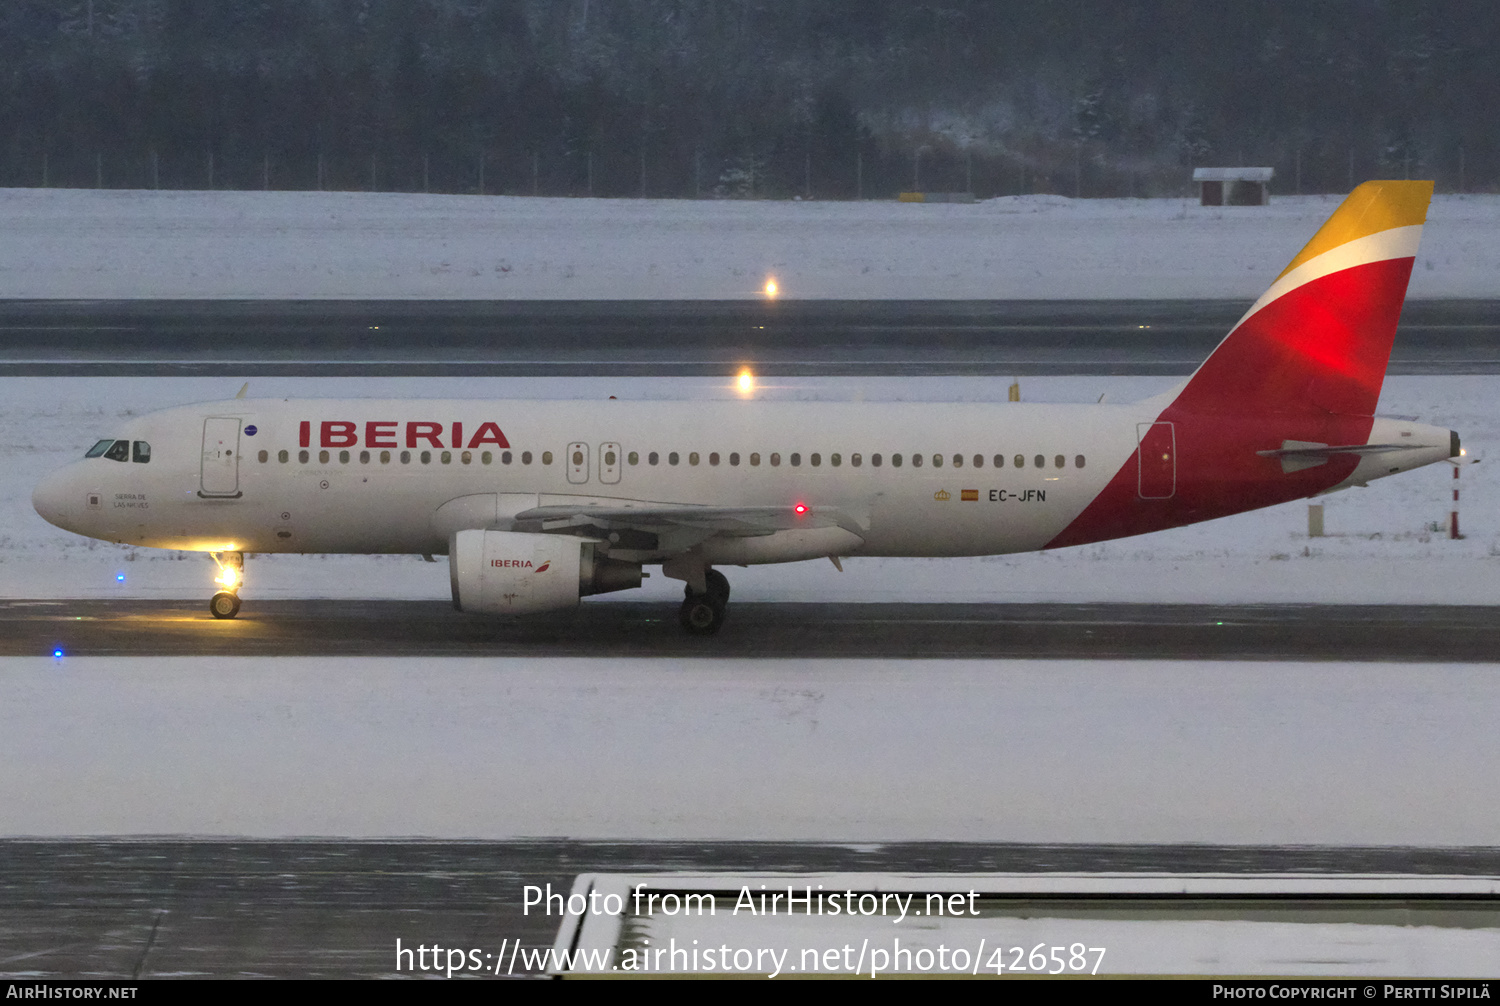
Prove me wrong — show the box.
[103,440,130,462]
[85,439,115,458]
[132,441,151,463]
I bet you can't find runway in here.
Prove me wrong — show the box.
[4,840,1498,979]
[2,299,1499,375]
[7,599,1499,661]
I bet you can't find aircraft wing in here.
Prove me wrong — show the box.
[513,503,866,538]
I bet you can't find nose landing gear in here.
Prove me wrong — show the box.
[209,551,244,619]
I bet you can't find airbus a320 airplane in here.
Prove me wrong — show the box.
[33,181,1458,634]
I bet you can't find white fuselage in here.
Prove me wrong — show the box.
[34,397,1164,560]
[32,396,1458,570]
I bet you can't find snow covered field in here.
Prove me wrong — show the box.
[2,373,1492,605]
[3,655,1498,844]
[1,186,1498,300]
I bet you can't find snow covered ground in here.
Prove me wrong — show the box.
[3,373,1492,605]
[4,655,1497,844]
[1,186,1498,300]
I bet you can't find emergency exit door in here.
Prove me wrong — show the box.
[200,417,243,498]
[598,442,621,484]
[567,442,589,484]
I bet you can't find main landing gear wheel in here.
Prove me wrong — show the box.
[209,591,241,619]
[704,568,730,602]
[679,569,730,635]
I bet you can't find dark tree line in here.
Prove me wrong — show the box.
[2,1,1497,197]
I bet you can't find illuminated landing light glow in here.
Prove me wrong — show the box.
[215,568,240,589]
[737,369,755,396]
[764,277,779,298]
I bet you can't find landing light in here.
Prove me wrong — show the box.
[764,277,778,298]
[737,369,755,396]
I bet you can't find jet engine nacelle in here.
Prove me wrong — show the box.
[449,529,641,614]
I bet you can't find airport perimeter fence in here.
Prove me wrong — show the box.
[3,142,1487,201]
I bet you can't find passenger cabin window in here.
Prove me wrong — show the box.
[132,441,151,463]
[85,439,116,458]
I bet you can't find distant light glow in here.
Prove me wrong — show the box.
[116,573,125,582]
[53,649,63,658]
[794,503,808,515]
[764,277,779,298]
[737,369,755,396]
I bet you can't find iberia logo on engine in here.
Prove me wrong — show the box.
[489,559,551,572]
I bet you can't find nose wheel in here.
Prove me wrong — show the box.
[678,568,730,635]
[209,551,244,620]
[210,591,242,619]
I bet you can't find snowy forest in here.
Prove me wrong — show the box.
[1,0,1496,198]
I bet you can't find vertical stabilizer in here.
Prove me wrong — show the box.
[1173,180,1432,418]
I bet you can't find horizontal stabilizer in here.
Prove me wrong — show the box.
[1256,440,1423,473]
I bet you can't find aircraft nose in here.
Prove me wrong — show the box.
[32,465,82,531]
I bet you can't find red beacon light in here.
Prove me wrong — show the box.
[793,503,808,516]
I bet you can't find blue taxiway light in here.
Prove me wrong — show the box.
[52,649,63,658]
[116,574,126,582]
